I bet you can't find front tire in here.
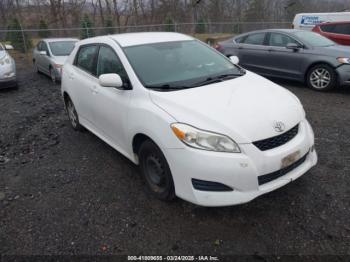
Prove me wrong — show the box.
[307,64,336,91]
[138,140,176,201]
[65,97,83,131]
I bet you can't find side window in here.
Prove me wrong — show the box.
[333,24,350,35]
[235,36,244,43]
[268,33,299,47]
[242,33,266,45]
[37,41,42,51]
[42,42,49,53]
[96,46,129,82]
[320,24,336,33]
[75,45,98,74]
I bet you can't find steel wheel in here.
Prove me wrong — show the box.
[139,140,175,201]
[144,154,167,193]
[307,64,336,91]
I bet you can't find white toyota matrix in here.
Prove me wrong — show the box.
[61,32,317,207]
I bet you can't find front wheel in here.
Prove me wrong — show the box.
[65,98,83,131]
[138,140,176,201]
[307,64,336,91]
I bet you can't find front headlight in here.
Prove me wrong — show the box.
[171,123,241,153]
[337,57,350,64]
[0,58,11,65]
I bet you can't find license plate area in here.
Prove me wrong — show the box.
[281,150,301,169]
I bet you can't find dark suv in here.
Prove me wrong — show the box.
[313,22,350,46]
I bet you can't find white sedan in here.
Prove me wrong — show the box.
[0,43,16,89]
[61,32,317,207]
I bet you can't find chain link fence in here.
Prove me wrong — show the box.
[0,21,291,55]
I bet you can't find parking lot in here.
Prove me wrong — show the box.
[1,59,350,256]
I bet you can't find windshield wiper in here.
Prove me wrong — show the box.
[191,73,244,87]
[145,84,193,91]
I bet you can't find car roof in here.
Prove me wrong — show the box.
[83,32,194,47]
[234,29,305,38]
[43,38,79,43]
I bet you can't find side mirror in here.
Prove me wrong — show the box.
[5,44,14,50]
[229,56,239,65]
[39,50,47,56]
[99,73,123,89]
[286,43,302,51]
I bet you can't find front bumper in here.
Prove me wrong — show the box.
[0,76,17,89]
[164,119,317,207]
[336,64,350,86]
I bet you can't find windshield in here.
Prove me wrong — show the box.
[294,31,335,47]
[123,40,244,90]
[49,41,77,56]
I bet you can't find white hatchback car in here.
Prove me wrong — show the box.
[61,32,317,207]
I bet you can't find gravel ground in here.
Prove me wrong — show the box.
[1,61,349,258]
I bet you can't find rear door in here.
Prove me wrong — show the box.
[69,44,99,125]
[264,32,305,80]
[236,32,270,75]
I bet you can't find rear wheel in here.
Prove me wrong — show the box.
[65,97,83,131]
[138,140,175,201]
[307,64,336,91]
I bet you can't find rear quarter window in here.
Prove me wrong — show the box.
[235,37,245,43]
[321,23,350,35]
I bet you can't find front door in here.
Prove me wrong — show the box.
[91,45,132,153]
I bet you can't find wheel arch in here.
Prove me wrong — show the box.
[132,133,155,155]
[63,91,70,104]
[304,61,337,82]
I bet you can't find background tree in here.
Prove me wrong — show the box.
[164,15,175,32]
[6,17,32,53]
[38,19,51,38]
[80,14,94,39]
[285,0,304,21]
[104,16,115,34]
[195,17,206,34]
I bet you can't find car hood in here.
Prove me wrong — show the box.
[149,72,305,144]
[315,45,350,57]
[51,56,69,65]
